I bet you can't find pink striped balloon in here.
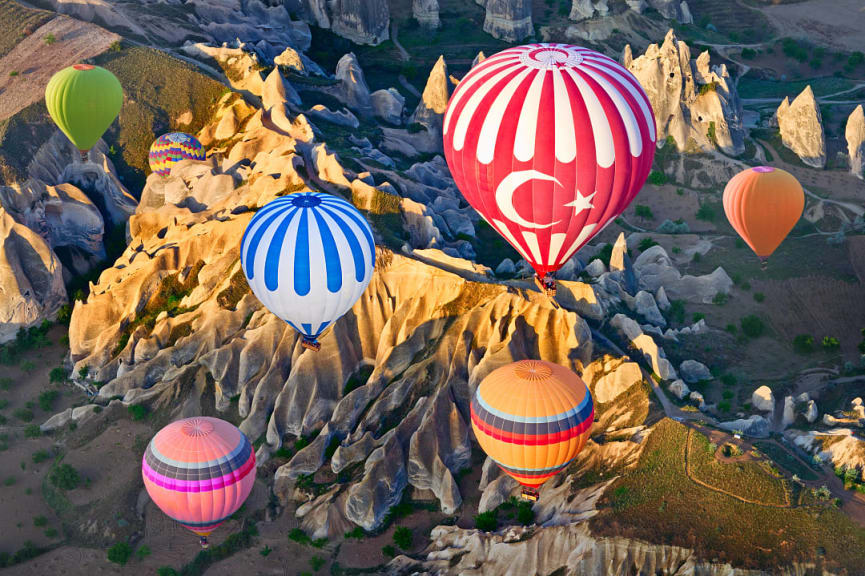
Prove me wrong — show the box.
[443,44,656,277]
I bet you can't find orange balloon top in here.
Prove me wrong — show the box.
[723,166,804,259]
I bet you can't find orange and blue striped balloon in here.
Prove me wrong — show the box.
[148,132,205,177]
[142,417,255,538]
[470,360,594,488]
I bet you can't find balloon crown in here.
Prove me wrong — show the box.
[73,64,95,71]
[513,360,553,381]
[181,418,215,437]
[752,166,776,173]
[290,194,323,208]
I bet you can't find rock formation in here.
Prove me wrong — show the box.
[371,88,405,126]
[751,385,775,413]
[413,0,440,29]
[481,0,533,42]
[570,0,609,20]
[329,0,390,45]
[632,245,732,303]
[410,56,450,135]
[624,30,745,156]
[774,86,826,169]
[846,105,865,179]
[334,53,373,115]
[644,0,693,23]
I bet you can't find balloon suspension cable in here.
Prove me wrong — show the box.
[760,258,768,272]
[520,486,540,502]
[199,536,209,549]
[79,149,89,163]
[301,337,321,352]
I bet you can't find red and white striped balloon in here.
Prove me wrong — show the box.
[443,43,656,276]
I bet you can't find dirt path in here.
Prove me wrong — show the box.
[390,21,410,63]
[0,15,120,121]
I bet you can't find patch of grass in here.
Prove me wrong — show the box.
[127,404,148,421]
[14,408,34,422]
[740,315,765,339]
[393,526,413,550]
[344,526,365,539]
[217,267,250,310]
[310,555,325,571]
[24,424,41,438]
[49,367,67,383]
[696,203,716,222]
[753,292,765,303]
[381,545,396,558]
[474,510,498,532]
[648,170,667,186]
[754,442,819,482]
[592,419,865,572]
[822,336,840,351]
[0,540,47,569]
[94,45,228,189]
[38,390,58,412]
[793,334,814,354]
[638,237,659,252]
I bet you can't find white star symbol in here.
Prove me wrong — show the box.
[564,190,596,216]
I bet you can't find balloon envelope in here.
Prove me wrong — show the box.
[723,166,804,260]
[470,360,594,488]
[149,132,206,176]
[45,64,123,153]
[240,192,376,346]
[443,44,656,277]
[142,417,255,537]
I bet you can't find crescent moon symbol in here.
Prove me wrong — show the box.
[495,170,561,229]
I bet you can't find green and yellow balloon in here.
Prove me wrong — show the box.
[45,64,123,161]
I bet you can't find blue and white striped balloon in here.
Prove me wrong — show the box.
[241,192,376,348]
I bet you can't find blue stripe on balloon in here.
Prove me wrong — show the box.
[293,208,311,296]
[322,201,375,259]
[302,322,312,334]
[320,206,366,283]
[312,209,343,293]
[264,208,300,291]
[242,204,291,280]
[315,320,330,336]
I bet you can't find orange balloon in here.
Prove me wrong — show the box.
[723,166,804,263]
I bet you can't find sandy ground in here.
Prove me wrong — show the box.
[761,0,865,52]
[0,15,119,121]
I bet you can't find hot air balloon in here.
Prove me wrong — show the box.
[241,192,376,351]
[723,166,804,269]
[149,132,206,177]
[470,359,594,501]
[45,64,123,162]
[142,417,255,548]
[443,44,656,297]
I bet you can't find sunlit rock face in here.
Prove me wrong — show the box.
[480,0,534,42]
[624,29,745,156]
[774,86,826,169]
[846,105,865,179]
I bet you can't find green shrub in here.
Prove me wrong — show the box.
[38,390,58,412]
[15,408,34,422]
[157,568,179,576]
[718,401,731,413]
[638,237,658,252]
[393,526,413,550]
[516,501,534,525]
[310,555,325,570]
[136,545,151,560]
[635,205,654,220]
[49,367,67,383]
[127,404,148,421]
[696,204,716,222]
[24,424,40,438]
[793,334,814,354]
[344,526,365,539]
[668,300,685,324]
[741,48,756,59]
[474,510,498,531]
[753,292,765,303]
[648,171,667,186]
[822,336,840,350]
[741,315,765,339]
[722,390,734,400]
[107,542,132,565]
[49,463,80,490]
[20,360,35,373]
[259,545,271,557]
[725,323,737,334]
[32,515,47,527]
[720,373,736,387]
[381,545,396,558]
[289,527,312,545]
[712,292,728,306]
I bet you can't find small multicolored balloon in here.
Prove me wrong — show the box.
[471,360,594,500]
[142,417,255,547]
[148,132,206,177]
[241,192,376,351]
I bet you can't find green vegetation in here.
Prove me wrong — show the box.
[712,292,728,306]
[696,203,716,222]
[49,367,68,383]
[822,336,840,350]
[343,365,374,396]
[32,515,47,527]
[638,237,658,252]
[592,420,865,571]
[381,545,396,558]
[177,522,258,576]
[474,510,498,531]
[754,442,818,482]
[24,424,41,438]
[753,292,765,303]
[258,545,271,557]
[310,555,325,571]
[781,37,809,62]
[107,542,132,566]
[0,321,53,365]
[344,526,365,539]
[217,268,250,310]
[49,463,80,490]
[127,404,148,421]
[38,389,58,412]
[136,545,151,560]
[668,300,685,325]
[740,315,765,339]
[634,205,654,221]
[0,0,52,58]
[698,82,717,96]
[793,334,814,354]
[0,101,56,183]
[393,526,413,550]
[647,170,667,186]
[0,541,47,569]
[740,48,756,59]
[14,407,34,422]
[113,261,204,357]
[94,45,228,189]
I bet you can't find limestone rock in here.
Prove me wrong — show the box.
[668,379,689,400]
[846,105,865,179]
[689,390,705,409]
[626,0,647,13]
[585,259,606,277]
[610,314,677,380]
[495,258,515,277]
[479,474,518,513]
[781,395,796,429]
[633,245,732,304]
[751,386,775,413]
[570,0,596,20]
[329,0,390,46]
[624,30,745,155]
[262,67,301,109]
[0,208,66,343]
[634,291,665,327]
[413,0,440,29]
[335,53,373,114]
[804,400,818,423]
[593,361,642,404]
[719,415,770,438]
[274,46,305,73]
[775,86,826,169]
[308,104,360,128]
[609,232,637,294]
[472,51,487,68]
[647,0,693,23]
[410,56,450,136]
[483,0,533,42]
[678,360,710,384]
[655,286,670,311]
[371,88,405,126]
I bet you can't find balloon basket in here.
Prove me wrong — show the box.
[301,338,321,352]
[199,536,209,549]
[520,487,540,502]
[534,275,556,298]
[78,149,89,163]
[760,258,768,271]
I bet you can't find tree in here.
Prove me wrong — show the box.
[474,510,498,531]
[740,315,765,338]
[393,526,413,550]
[49,464,80,490]
[635,205,654,221]
[107,542,132,565]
